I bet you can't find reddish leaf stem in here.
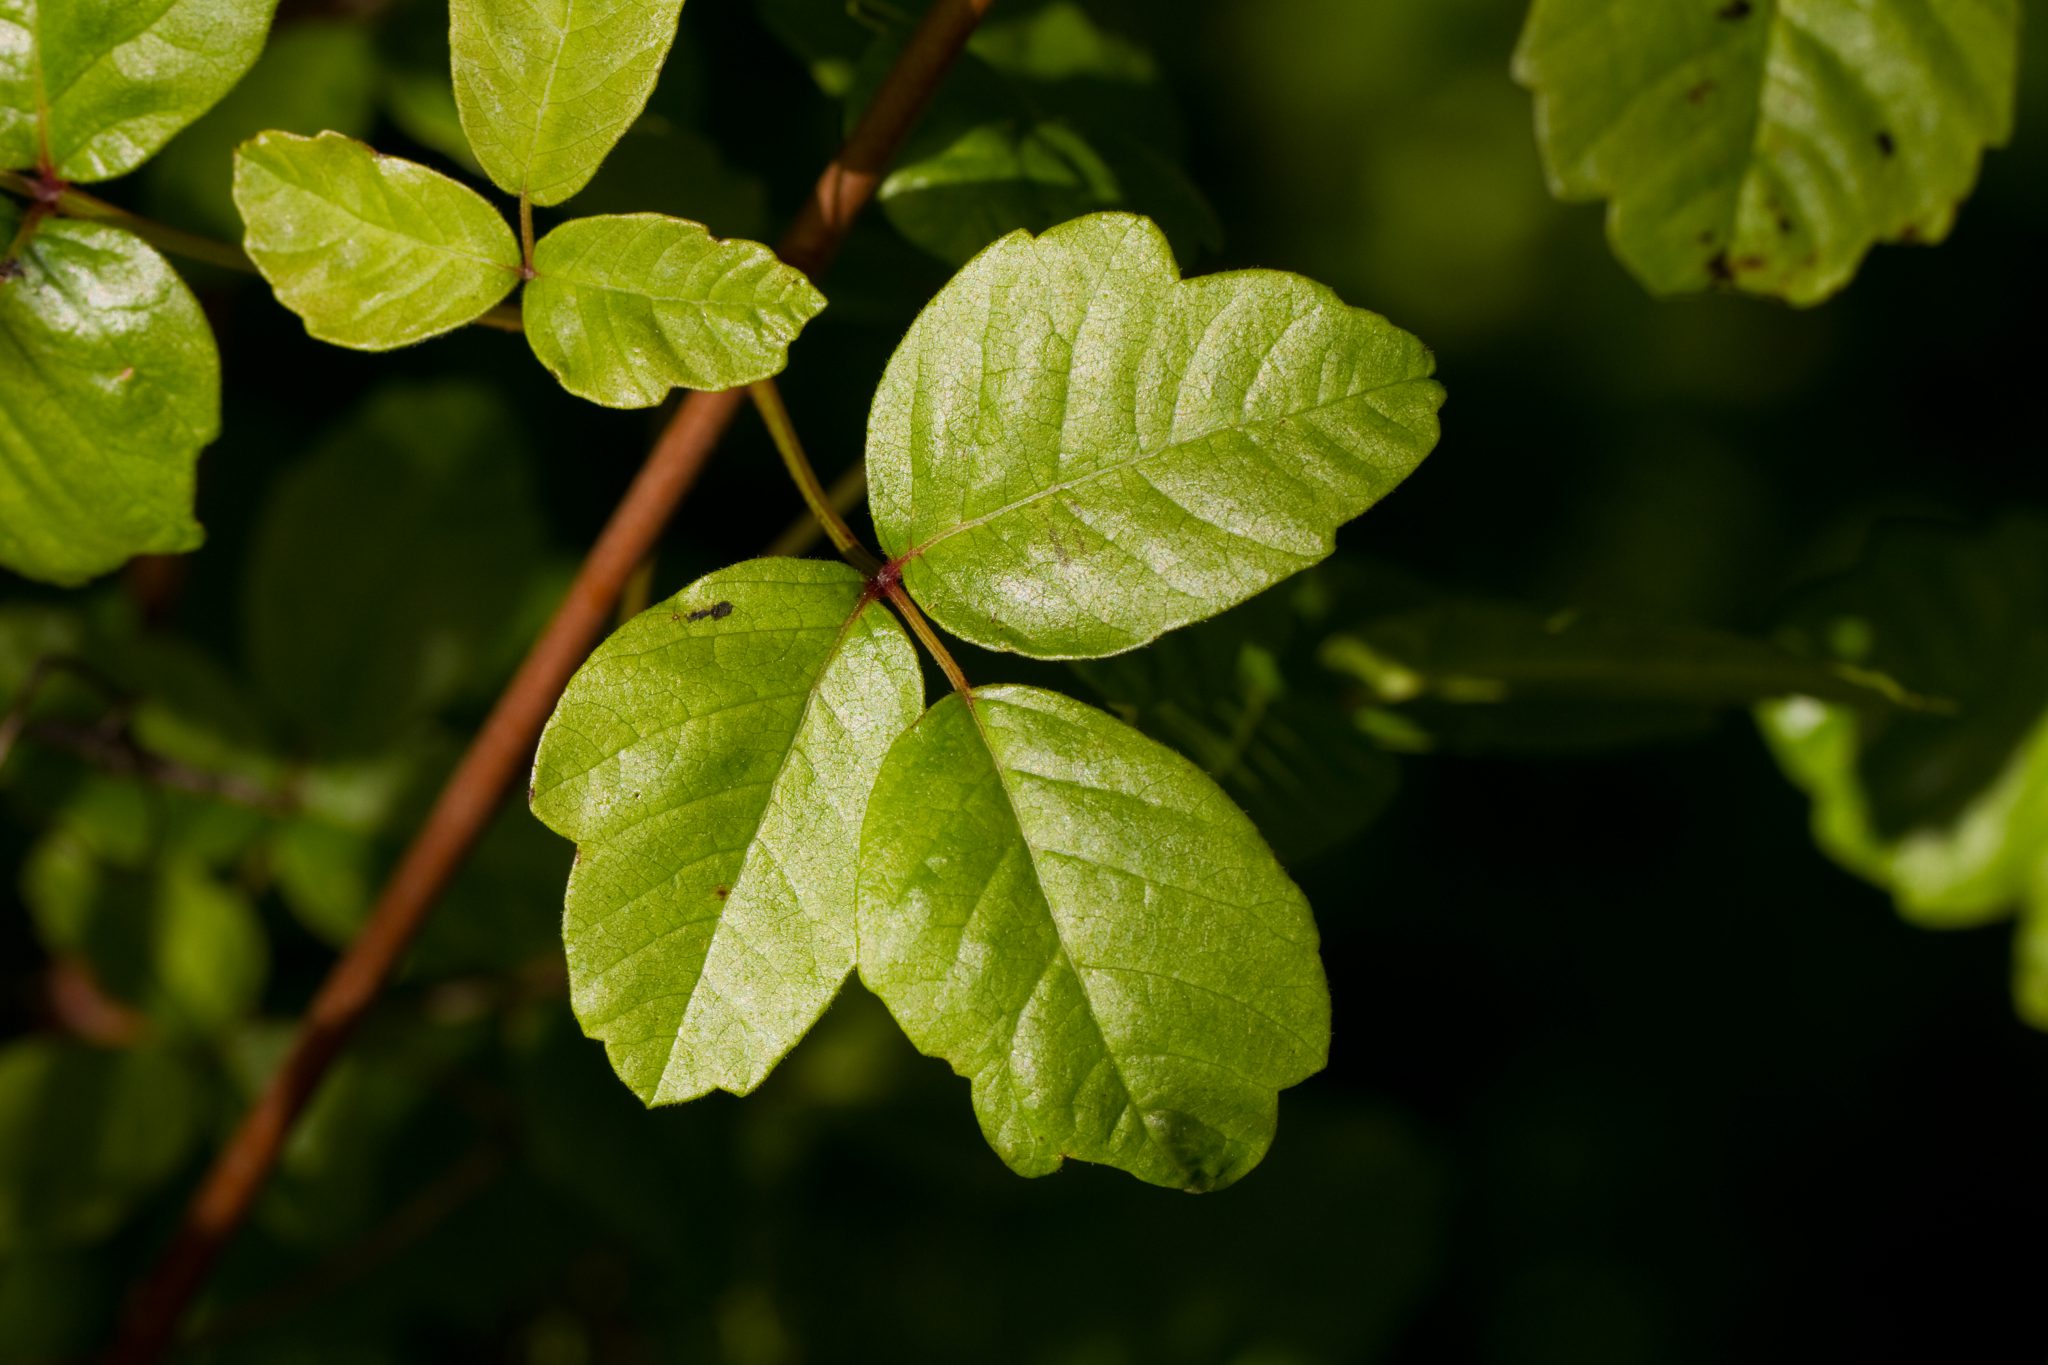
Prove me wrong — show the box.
[101,3,999,1360]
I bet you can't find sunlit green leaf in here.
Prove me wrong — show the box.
[1759,516,2048,929]
[869,212,1443,660]
[0,0,277,181]
[857,684,1328,1191]
[1074,586,1398,864]
[0,206,213,587]
[143,21,379,241]
[1325,598,1916,755]
[245,382,545,753]
[1513,0,2021,304]
[852,2,1220,267]
[233,130,521,349]
[523,214,825,407]
[0,1040,200,1253]
[451,0,686,206]
[532,559,923,1105]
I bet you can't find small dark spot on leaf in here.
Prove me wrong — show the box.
[1777,214,1794,235]
[1686,79,1716,104]
[0,259,21,283]
[1875,130,1895,157]
[686,601,734,622]
[669,612,682,622]
[1698,229,1716,245]
[1734,254,1767,272]
[1706,250,1733,283]
[1898,223,1922,244]
[1717,0,1751,18]
[714,885,730,900]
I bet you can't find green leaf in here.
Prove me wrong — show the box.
[857,684,1329,1191]
[0,0,278,181]
[233,130,521,349]
[451,0,686,206]
[1759,517,2048,930]
[245,382,545,753]
[523,214,825,407]
[1513,0,2021,304]
[24,835,267,1033]
[869,212,1444,660]
[531,559,922,1105]
[0,207,213,586]
[851,2,1221,267]
[142,21,379,241]
[0,1040,200,1253]
[1074,584,1399,865]
[1324,598,1916,755]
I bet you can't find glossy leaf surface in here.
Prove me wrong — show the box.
[532,560,922,1105]
[233,130,521,349]
[868,213,1443,660]
[142,21,379,240]
[0,206,213,586]
[1074,584,1398,865]
[524,214,825,407]
[0,0,277,181]
[1514,0,2021,303]
[858,685,1329,1190]
[451,0,686,206]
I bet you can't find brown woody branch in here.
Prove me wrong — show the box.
[102,3,999,1360]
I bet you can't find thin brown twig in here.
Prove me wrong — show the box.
[0,170,258,275]
[102,4,999,1360]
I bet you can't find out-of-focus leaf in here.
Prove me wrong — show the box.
[245,382,545,754]
[451,0,686,206]
[1514,0,2021,303]
[532,560,922,1105]
[142,22,379,240]
[0,205,214,587]
[23,833,267,1032]
[857,684,1329,1191]
[1325,599,1915,755]
[753,0,880,95]
[869,212,1443,660]
[1075,588,1398,864]
[523,215,825,407]
[0,0,278,181]
[233,130,522,349]
[0,1040,200,1252]
[850,2,1219,267]
[1759,517,2048,930]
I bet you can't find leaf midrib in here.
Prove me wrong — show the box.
[901,376,1432,563]
[964,694,1195,1182]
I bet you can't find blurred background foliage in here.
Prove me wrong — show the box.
[4,0,2047,1361]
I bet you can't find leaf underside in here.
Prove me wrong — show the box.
[531,559,922,1106]
[0,0,279,181]
[524,214,826,407]
[1513,0,2021,304]
[451,0,686,207]
[233,129,521,350]
[0,204,214,586]
[858,684,1329,1192]
[867,212,1444,661]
